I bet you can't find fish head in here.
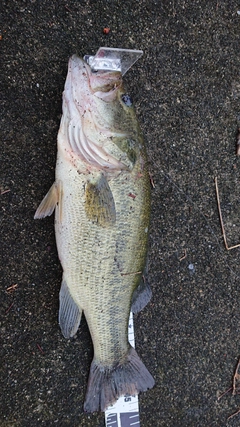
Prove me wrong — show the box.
[59,55,142,174]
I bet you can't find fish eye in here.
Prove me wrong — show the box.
[121,94,133,107]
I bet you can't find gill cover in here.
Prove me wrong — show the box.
[58,55,137,174]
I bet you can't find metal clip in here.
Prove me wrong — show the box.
[84,47,143,75]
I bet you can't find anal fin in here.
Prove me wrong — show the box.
[59,278,82,338]
[85,173,116,227]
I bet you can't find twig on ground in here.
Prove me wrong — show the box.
[5,302,14,314]
[228,408,240,421]
[226,358,240,419]
[0,188,10,195]
[217,387,232,401]
[233,358,240,396]
[215,177,240,250]
[6,284,18,294]
[236,128,240,156]
[36,344,44,354]
[179,249,187,261]
[149,172,155,188]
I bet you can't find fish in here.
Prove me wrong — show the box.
[34,54,154,412]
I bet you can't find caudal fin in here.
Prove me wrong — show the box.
[84,346,154,412]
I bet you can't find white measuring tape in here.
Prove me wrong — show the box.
[105,312,140,427]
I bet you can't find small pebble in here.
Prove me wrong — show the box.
[188,263,195,273]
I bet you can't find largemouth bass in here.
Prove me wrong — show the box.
[34,54,154,412]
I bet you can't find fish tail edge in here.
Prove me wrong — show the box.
[84,346,155,413]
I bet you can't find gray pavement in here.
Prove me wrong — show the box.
[1,1,240,426]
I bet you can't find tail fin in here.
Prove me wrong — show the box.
[84,346,154,412]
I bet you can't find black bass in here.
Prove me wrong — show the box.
[34,54,154,412]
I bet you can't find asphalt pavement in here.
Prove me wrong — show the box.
[1,1,240,426]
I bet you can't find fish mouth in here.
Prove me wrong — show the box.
[69,54,122,100]
[67,54,91,90]
[69,54,90,74]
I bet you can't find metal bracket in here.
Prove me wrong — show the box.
[84,47,143,75]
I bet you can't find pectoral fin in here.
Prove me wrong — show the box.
[34,181,62,219]
[85,174,116,227]
[59,278,82,338]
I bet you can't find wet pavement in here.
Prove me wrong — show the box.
[1,1,240,426]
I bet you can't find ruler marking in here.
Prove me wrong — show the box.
[120,412,139,427]
[106,413,118,427]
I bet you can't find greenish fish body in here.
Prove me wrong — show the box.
[34,55,154,412]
